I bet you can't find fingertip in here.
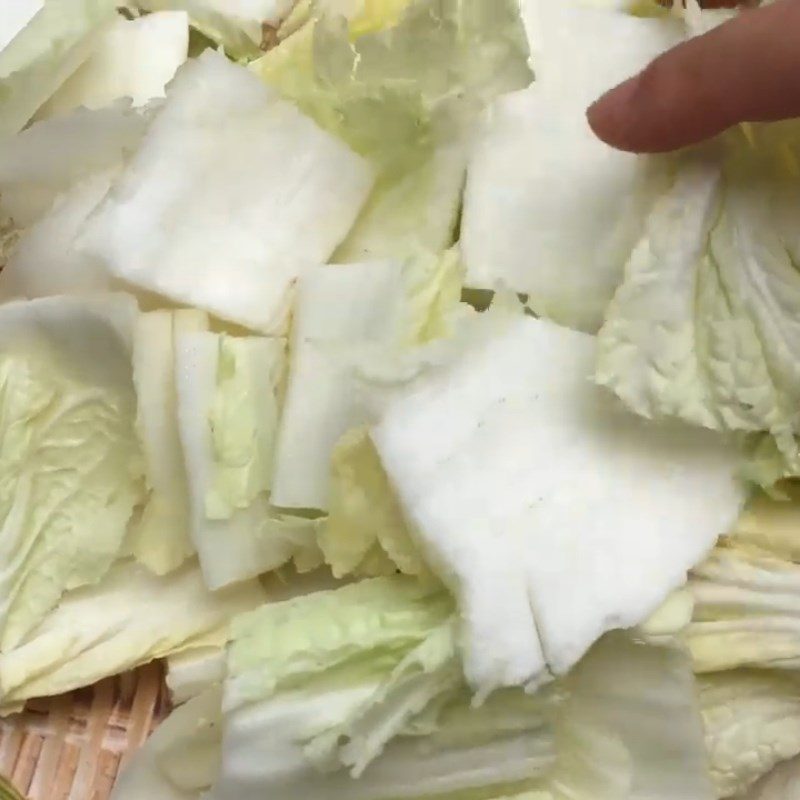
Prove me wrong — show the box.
[585,76,645,153]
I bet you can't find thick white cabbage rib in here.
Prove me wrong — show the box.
[271,261,408,511]
[0,0,120,135]
[0,105,147,228]
[461,0,681,332]
[0,560,264,704]
[272,252,466,513]
[79,50,375,333]
[371,313,743,695]
[699,670,800,798]
[38,11,189,118]
[0,294,143,651]
[127,310,207,575]
[0,171,115,300]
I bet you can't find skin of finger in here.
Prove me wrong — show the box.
[586,0,800,153]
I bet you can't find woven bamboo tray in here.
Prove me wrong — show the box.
[0,663,169,800]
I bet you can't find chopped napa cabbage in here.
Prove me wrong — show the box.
[0,105,147,227]
[165,568,346,706]
[126,310,205,576]
[37,11,189,118]
[461,0,682,332]
[206,335,283,519]
[0,0,42,52]
[112,684,223,800]
[544,633,714,800]
[271,260,407,511]
[79,50,375,334]
[0,170,114,300]
[636,588,696,645]
[0,559,264,705]
[175,330,320,588]
[596,127,800,462]
[255,0,531,170]
[371,312,743,696]
[321,426,426,579]
[130,615,711,800]
[253,0,532,262]
[0,293,144,652]
[699,670,800,798]
[0,0,120,135]
[731,485,800,561]
[687,543,800,672]
[136,0,296,60]
[167,645,226,706]
[742,755,800,800]
[272,252,465,512]
[739,434,800,493]
[210,577,557,800]
[334,144,468,262]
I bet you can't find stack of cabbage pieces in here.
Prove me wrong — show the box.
[0,0,799,798]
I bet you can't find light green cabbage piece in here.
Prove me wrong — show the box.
[0,293,144,651]
[206,335,283,520]
[322,426,426,579]
[597,125,800,464]
[254,0,531,169]
[211,577,558,800]
[164,568,344,706]
[37,11,189,118]
[699,670,800,798]
[0,0,120,135]
[687,542,800,672]
[0,559,265,704]
[215,597,711,800]
[116,592,712,800]
[253,0,532,262]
